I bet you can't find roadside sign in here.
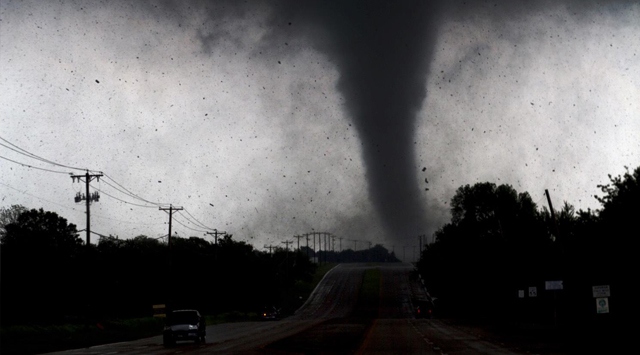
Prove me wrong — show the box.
[528,286,537,297]
[596,298,609,314]
[545,280,563,290]
[592,285,610,298]
[518,290,524,298]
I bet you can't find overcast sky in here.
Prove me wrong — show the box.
[1,0,638,259]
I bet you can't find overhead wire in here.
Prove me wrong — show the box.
[0,136,92,172]
[98,179,162,208]
[177,210,210,231]
[0,180,155,226]
[181,208,215,230]
[101,173,166,206]
[0,180,82,212]
[163,210,209,234]
[89,184,158,208]
[0,141,70,168]
[0,155,73,175]
[1,136,222,237]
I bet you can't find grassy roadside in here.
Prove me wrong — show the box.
[0,263,339,355]
[0,317,165,355]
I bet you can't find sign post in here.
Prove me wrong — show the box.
[592,285,610,314]
[545,281,563,326]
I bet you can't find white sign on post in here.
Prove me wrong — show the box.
[596,298,610,314]
[518,290,525,298]
[592,285,610,298]
[528,287,537,297]
[545,280,563,290]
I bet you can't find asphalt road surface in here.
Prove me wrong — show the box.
[42,263,572,354]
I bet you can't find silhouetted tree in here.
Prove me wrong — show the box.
[0,204,28,240]
[93,235,167,318]
[418,183,550,319]
[1,208,82,324]
[593,166,639,325]
[418,165,638,336]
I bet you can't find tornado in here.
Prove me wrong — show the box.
[191,0,442,244]
[284,0,440,242]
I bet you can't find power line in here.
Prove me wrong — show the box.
[176,211,211,231]
[164,210,209,234]
[181,208,215,230]
[0,135,91,172]
[171,214,209,234]
[89,184,158,208]
[0,154,73,174]
[0,141,71,168]
[102,173,165,206]
[99,179,153,203]
[0,180,157,226]
[0,139,167,207]
[0,180,81,211]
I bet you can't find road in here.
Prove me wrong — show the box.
[42,263,568,354]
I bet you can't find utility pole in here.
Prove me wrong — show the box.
[319,232,323,262]
[282,240,293,251]
[545,189,562,241]
[159,204,182,313]
[324,233,328,263]
[294,235,303,251]
[71,171,103,246]
[71,171,102,328]
[159,205,183,264]
[264,245,274,255]
[206,229,225,261]
[206,229,226,244]
[339,236,343,252]
[305,233,310,258]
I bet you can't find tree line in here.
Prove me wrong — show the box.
[416,165,638,336]
[0,206,397,326]
[0,213,316,325]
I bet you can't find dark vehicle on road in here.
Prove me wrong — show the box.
[163,309,206,346]
[415,299,434,319]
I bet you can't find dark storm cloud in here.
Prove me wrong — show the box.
[149,0,639,247]
[297,0,440,242]
[187,0,442,244]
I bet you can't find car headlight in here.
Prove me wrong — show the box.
[189,324,198,330]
